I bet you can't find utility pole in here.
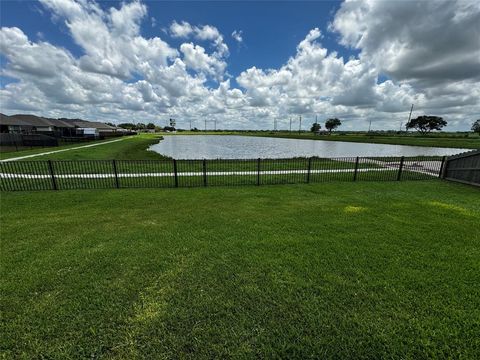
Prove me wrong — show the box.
[406,104,414,132]
[214,119,217,131]
[205,118,207,131]
[299,115,302,134]
[289,117,292,132]
[399,122,403,132]
[368,119,372,132]
[190,118,192,130]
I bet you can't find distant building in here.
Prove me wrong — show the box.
[0,114,34,133]
[70,120,117,138]
[0,113,118,138]
[315,129,328,135]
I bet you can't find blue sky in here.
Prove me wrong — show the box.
[1,1,347,87]
[0,0,478,130]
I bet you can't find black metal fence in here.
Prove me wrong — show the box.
[0,156,446,191]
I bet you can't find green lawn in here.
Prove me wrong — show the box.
[1,181,479,358]
[0,134,166,161]
[238,131,480,149]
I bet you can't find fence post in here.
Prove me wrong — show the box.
[47,160,57,190]
[439,156,446,178]
[397,156,404,181]
[203,159,207,187]
[173,159,179,188]
[306,157,312,183]
[353,156,359,181]
[257,158,261,186]
[112,160,120,188]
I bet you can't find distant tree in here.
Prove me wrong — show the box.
[472,120,480,134]
[310,123,321,133]
[136,123,146,130]
[146,123,155,129]
[406,115,447,134]
[105,122,115,127]
[118,123,137,130]
[163,126,176,132]
[325,118,342,133]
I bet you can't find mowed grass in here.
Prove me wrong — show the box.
[0,134,166,161]
[241,131,480,149]
[1,181,479,358]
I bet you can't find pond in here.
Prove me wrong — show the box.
[149,135,468,159]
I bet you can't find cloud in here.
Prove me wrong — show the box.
[169,20,193,38]
[169,20,229,57]
[231,30,243,43]
[180,43,227,79]
[39,0,178,80]
[0,0,478,130]
[330,0,480,87]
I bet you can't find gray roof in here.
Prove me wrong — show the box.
[46,118,76,128]
[0,113,34,126]
[72,120,116,130]
[10,114,55,127]
[1,113,114,129]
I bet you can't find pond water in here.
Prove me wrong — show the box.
[149,135,468,159]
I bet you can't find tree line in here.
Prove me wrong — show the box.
[112,117,480,134]
[310,117,480,134]
[113,122,157,131]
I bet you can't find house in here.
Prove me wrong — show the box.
[1,113,122,139]
[70,120,117,138]
[6,114,76,136]
[0,113,34,133]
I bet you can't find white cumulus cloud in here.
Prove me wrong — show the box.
[0,0,478,130]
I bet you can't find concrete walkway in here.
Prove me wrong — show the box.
[1,137,129,162]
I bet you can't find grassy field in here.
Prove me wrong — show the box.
[0,134,166,161]
[1,181,479,358]
[239,131,480,149]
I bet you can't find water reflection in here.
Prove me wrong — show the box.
[149,135,468,159]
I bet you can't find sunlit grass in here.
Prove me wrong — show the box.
[1,180,479,358]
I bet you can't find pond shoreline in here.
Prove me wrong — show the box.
[150,135,469,159]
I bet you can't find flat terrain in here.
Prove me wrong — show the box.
[1,181,479,358]
[0,134,165,161]
[240,131,480,149]
[1,132,478,162]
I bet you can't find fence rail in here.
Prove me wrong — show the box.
[0,156,447,191]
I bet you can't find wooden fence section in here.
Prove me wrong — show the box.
[443,150,480,186]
